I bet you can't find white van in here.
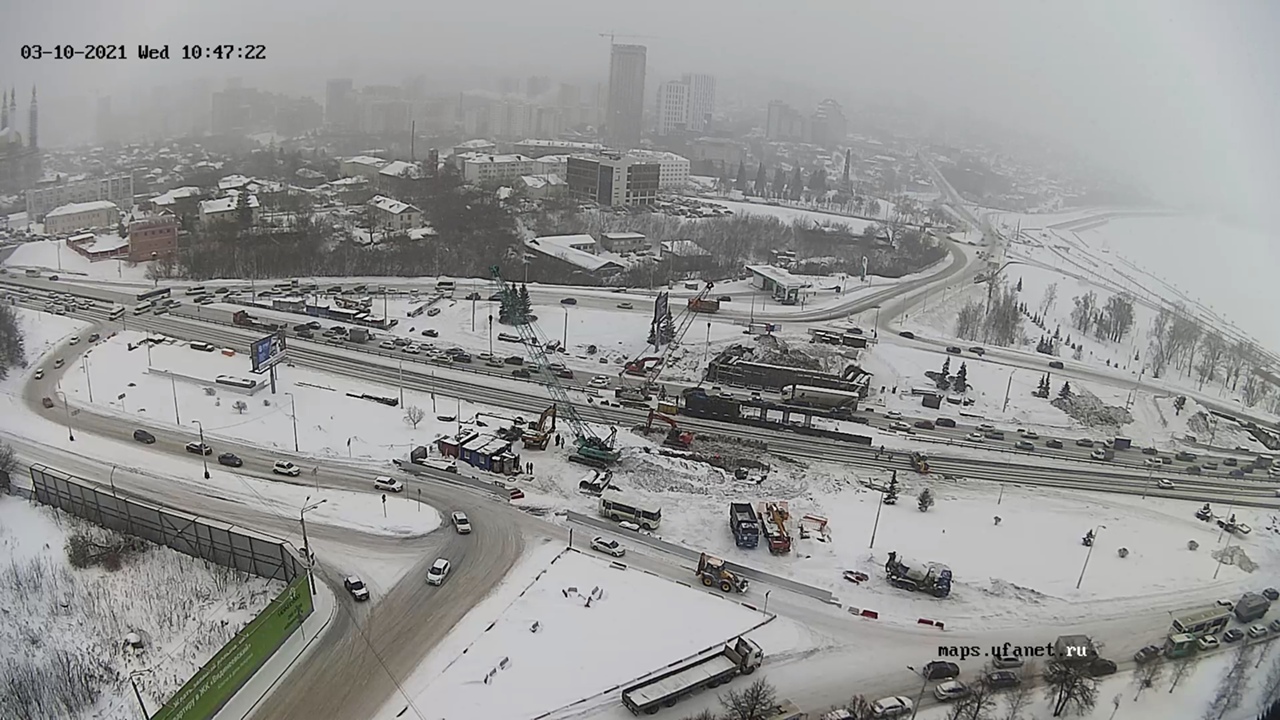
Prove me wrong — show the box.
[185,286,207,296]
[133,301,153,315]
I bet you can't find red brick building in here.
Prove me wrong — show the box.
[127,213,177,262]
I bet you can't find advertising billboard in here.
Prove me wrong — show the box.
[653,292,669,327]
[250,332,287,375]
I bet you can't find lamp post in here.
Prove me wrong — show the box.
[488,314,494,359]
[284,392,300,454]
[1141,465,1154,499]
[56,390,74,442]
[83,354,94,403]
[300,496,327,595]
[170,374,181,425]
[562,306,569,349]
[192,420,210,479]
[907,666,929,720]
[763,590,772,614]
[109,464,119,495]
[1076,524,1106,590]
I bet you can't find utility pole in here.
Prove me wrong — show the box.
[83,354,94,403]
[1002,371,1013,412]
[300,496,326,595]
[488,314,494,359]
[1076,524,1105,589]
[703,322,711,364]
[398,359,404,407]
[869,475,889,548]
[286,392,299,453]
[170,374,180,425]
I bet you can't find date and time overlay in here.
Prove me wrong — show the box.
[20,44,266,61]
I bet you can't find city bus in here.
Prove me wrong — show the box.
[136,287,171,302]
[107,305,125,320]
[1169,606,1231,639]
[598,490,662,530]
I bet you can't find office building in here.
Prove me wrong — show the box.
[682,73,715,132]
[656,81,689,136]
[456,153,536,184]
[565,154,659,207]
[606,44,647,148]
[766,101,808,142]
[625,149,690,189]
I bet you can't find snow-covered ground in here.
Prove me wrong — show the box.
[379,546,771,720]
[702,197,879,235]
[1,238,154,282]
[0,495,281,719]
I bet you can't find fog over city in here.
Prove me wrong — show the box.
[3,0,1278,218]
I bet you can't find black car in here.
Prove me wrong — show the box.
[935,417,957,428]
[504,356,524,365]
[1075,438,1095,448]
[512,368,532,379]
[217,452,243,468]
[185,441,212,456]
[296,329,313,339]
[984,431,1005,440]
[465,291,482,300]
[1046,438,1065,449]
[1142,446,1158,455]
[327,286,343,294]
[1049,360,1065,369]
[421,329,439,338]
[1133,645,1162,664]
[561,298,577,305]
[1187,465,1202,475]
[984,670,1021,689]
[946,346,961,354]
[1223,457,1238,466]
[923,661,961,680]
[1262,588,1279,601]
[1229,468,1245,477]
[914,420,935,430]
[899,331,916,339]
[1088,658,1117,677]
[1176,451,1198,462]
[1223,628,1245,643]
[717,295,732,303]
[88,333,100,343]
[133,429,156,444]
[968,346,985,355]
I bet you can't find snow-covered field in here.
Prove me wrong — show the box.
[0,495,281,719]
[382,546,770,720]
[1,238,154,283]
[703,197,880,235]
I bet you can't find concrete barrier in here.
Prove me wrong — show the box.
[609,561,627,570]
[917,618,935,626]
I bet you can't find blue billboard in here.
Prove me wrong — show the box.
[250,332,287,374]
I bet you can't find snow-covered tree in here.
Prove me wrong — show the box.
[917,488,935,512]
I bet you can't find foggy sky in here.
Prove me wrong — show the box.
[3,0,1277,217]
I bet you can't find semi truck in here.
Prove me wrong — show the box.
[729,502,760,548]
[885,551,952,598]
[620,636,763,715]
[688,297,721,314]
[231,309,285,332]
[780,384,860,410]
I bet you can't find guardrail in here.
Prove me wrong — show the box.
[564,510,834,603]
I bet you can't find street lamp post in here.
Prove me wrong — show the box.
[763,590,772,614]
[1141,465,1154,499]
[83,354,94,403]
[56,390,74,442]
[562,307,568,349]
[192,420,210,479]
[1076,524,1106,590]
[170,374,181,425]
[488,314,494,359]
[109,464,119,495]
[907,666,929,720]
[285,392,299,453]
[300,496,327,595]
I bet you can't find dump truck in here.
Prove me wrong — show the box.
[885,551,952,598]
[697,552,749,593]
[231,309,284,332]
[1234,592,1271,623]
[620,636,763,715]
[688,297,721,314]
[729,502,761,549]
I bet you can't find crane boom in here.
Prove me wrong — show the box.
[622,281,715,394]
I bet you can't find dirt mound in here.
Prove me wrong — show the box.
[1211,544,1258,573]
[1051,387,1133,428]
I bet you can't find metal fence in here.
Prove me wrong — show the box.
[29,464,300,583]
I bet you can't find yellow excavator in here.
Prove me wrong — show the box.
[522,405,557,450]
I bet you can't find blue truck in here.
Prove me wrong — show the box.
[730,502,760,548]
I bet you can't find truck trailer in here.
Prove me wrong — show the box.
[688,297,721,314]
[620,636,763,715]
[730,503,761,548]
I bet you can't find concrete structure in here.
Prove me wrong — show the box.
[0,86,41,195]
[518,174,566,199]
[199,193,260,227]
[127,212,178,262]
[524,234,624,279]
[599,231,648,253]
[44,200,121,235]
[606,44,647,148]
[26,173,134,220]
[340,156,388,180]
[625,149,690,189]
[367,195,423,233]
[746,264,806,304]
[512,139,606,158]
[682,73,716,132]
[377,160,424,195]
[453,138,498,156]
[436,431,520,475]
[565,154,660,207]
[457,153,536,184]
[150,186,204,214]
[532,154,571,178]
[690,137,743,166]
[809,99,847,149]
[66,231,129,262]
[656,81,689,136]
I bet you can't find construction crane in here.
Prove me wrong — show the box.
[490,265,621,465]
[599,31,662,45]
[620,281,715,398]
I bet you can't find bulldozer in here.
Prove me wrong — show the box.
[910,452,930,474]
[696,552,749,593]
[644,410,694,450]
[521,405,557,450]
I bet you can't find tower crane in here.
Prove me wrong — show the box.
[599,31,662,44]
[490,266,620,466]
[620,281,715,398]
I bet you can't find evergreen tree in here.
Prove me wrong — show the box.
[754,163,768,196]
[647,321,658,347]
[941,356,951,377]
[771,167,787,197]
[1016,277,1023,292]
[883,472,900,505]
[1059,381,1072,399]
[235,191,253,231]
[789,166,804,201]
[735,159,747,191]
[498,287,515,324]
[518,283,533,321]
[917,488,935,512]
[659,308,676,344]
[953,362,968,393]
[0,302,26,382]
[808,168,827,194]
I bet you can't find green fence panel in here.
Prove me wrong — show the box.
[152,575,314,720]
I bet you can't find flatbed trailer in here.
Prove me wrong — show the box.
[621,637,762,715]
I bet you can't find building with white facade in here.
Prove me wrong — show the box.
[339,155,388,180]
[656,81,690,136]
[457,153,536,184]
[625,149,691,189]
[512,139,607,158]
[26,173,134,220]
[198,193,260,227]
[599,231,648,253]
[44,200,120,235]
[367,195,422,232]
[682,73,716,132]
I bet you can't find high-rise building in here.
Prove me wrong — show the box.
[766,100,807,142]
[655,81,689,136]
[526,76,551,99]
[325,78,356,130]
[681,73,715,132]
[810,99,847,149]
[606,44,646,148]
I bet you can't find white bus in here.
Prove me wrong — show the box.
[599,490,662,530]
[215,375,258,389]
[185,285,207,296]
[107,305,126,320]
[436,279,456,296]
[1169,606,1231,639]
[133,301,153,315]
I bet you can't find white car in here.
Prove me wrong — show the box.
[890,421,911,431]
[273,460,301,477]
[34,368,43,380]
[966,432,985,442]
[933,681,969,702]
[69,335,79,345]
[1248,624,1269,639]
[1144,458,1162,467]
[871,696,913,718]
[886,410,902,419]
[617,520,641,531]
[373,476,404,493]
[1197,634,1219,650]
[344,575,370,601]
[977,423,995,432]
[451,511,471,534]
[402,344,420,355]
[1156,478,1175,489]
[1216,598,1235,611]
[379,340,397,349]
[588,375,611,388]
[426,558,451,585]
[590,536,625,557]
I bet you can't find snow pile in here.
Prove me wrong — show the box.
[1050,386,1133,428]
[1211,544,1258,573]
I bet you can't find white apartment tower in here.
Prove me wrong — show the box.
[656,81,690,136]
[682,73,715,132]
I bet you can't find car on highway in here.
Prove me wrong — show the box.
[378,339,397,349]
[870,696,913,718]
[1090,448,1111,461]
[1142,446,1158,455]
[426,558,451,586]
[1270,619,1280,634]
[1133,645,1162,664]
[1015,440,1035,451]
[1248,625,1269,639]
[1045,438,1064,449]
[560,298,577,305]
[1197,635,1219,651]
[33,368,43,380]
[133,429,156,444]
[1202,461,1218,470]
[53,358,64,368]
[933,681,969,702]
[890,421,911,432]
[922,661,960,680]
[272,460,301,477]
[616,302,633,309]
[1186,465,1202,475]
[1229,468,1245,477]
[886,410,902,419]
[401,344,420,354]
[451,511,471,534]
[914,420,935,430]
[976,423,995,432]
[898,331,915,339]
[1088,658,1118,677]
[589,375,611,388]
[984,431,1005,440]
[1222,457,1238,467]
[968,346,985,355]
[945,346,961,355]
[344,576,370,601]
[217,453,243,468]
[1223,628,1245,643]
[1076,438,1095,448]
[1177,451,1198,462]
[590,536,626,557]
[935,417,956,428]
[1049,360,1065,369]
[991,655,1024,669]
[1019,430,1039,439]
[185,441,212,456]
[966,432,985,442]
[373,476,404,493]
[512,368,532,379]
[984,670,1021,689]
[69,335,79,345]
[421,328,439,338]
[1144,458,1162,467]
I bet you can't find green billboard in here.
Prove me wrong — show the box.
[152,576,313,720]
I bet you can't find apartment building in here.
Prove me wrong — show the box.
[26,173,134,220]
[565,154,660,207]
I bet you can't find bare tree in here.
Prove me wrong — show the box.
[1222,340,1251,391]
[1043,659,1098,717]
[404,405,426,429]
[680,711,718,720]
[1000,674,1035,720]
[1259,647,1280,713]
[1195,333,1227,389]
[719,678,777,720]
[950,674,999,719]
[1148,306,1200,378]
[233,400,248,414]
[1168,653,1200,693]
[1039,282,1058,318]
[0,441,16,476]
[955,301,986,341]
[1070,292,1098,333]
[1133,655,1166,701]
[1205,642,1256,719]
[844,695,877,720]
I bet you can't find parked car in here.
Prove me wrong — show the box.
[945,346,961,355]
[560,298,577,305]
[898,331,915,339]
[217,453,243,467]
[69,335,79,345]
[590,536,625,557]
[373,476,404,493]
[991,655,1024,670]
[133,429,156,444]
[427,307,442,317]
[922,661,961,680]
[185,441,212,455]
[272,460,301,477]
[41,396,54,409]
[451,511,471,534]
[344,575,370,601]
[934,681,969,702]
[1269,619,1280,634]
[1263,587,1279,601]
[935,417,957,428]
[1223,628,1245,643]
[968,346,986,355]
[421,329,439,338]
[53,358,64,368]
[984,670,1021,689]
[1216,598,1235,610]
[1088,658,1117,677]
[1248,625,1269,639]
[1046,438,1065,449]
[870,696,913,718]
[33,368,43,380]
[1134,645,1162,664]
[426,558,451,586]
[1049,360,1065,369]
[617,302,633,309]
[914,420,935,430]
